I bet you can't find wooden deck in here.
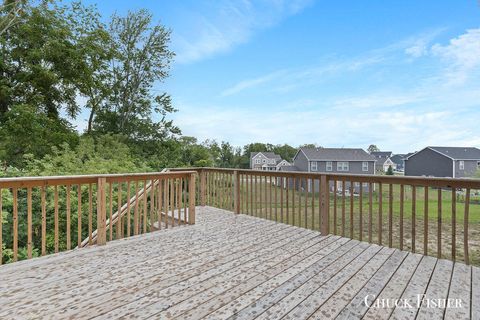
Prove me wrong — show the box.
[0,207,478,319]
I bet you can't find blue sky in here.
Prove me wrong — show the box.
[78,0,480,153]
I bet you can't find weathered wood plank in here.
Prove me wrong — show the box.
[444,262,471,320]
[416,259,454,320]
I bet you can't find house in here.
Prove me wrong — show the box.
[250,152,290,171]
[404,146,480,178]
[291,147,377,192]
[370,151,396,172]
[390,154,406,171]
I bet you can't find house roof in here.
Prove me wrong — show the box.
[370,151,392,158]
[429,147,480,160]
[298,148,376,161]
[406,147,480,160]
[390,154,405,165]
[250,152,282,160]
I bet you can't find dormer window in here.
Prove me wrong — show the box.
[310,161,317,171]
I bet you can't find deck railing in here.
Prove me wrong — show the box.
[171,167,480,266]
[0,171,196,264]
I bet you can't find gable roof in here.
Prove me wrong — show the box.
[370,151,392,158]
[297,147,376,161]
[250,152,282,160]
[390,154,406,165]
[406,147,480,160]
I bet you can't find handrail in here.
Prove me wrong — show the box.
[171,167,480,266]
[0,170,197,264]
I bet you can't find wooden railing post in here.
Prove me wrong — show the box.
[189,173,196,224]
[200,169,206,206]
[96,177,107,245]
[320,175,329,235]
[234,170,240,214]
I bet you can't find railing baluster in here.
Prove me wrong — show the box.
[333,180,337,235]
[275,177,278,222]
[438,188,442,259]
[342,180,346,237]
[311,179,315,230]
[350,181,354,239]
[54,185,59,253]
[378,183,382,246]
[292,177,296,226]
[27,187,32,259]
[144,179,149,232]
[280,178,284,223]
[66,184,71,250]
[424,186,428,255]
[88,183,93,245]
[368,182,372,243]
[163,179,168,229]
[109,183,113,241]
[464,188,470,265]
[184,178,188,221]
[126,181,131,236]
[388,184,393,248]
[400,184,404,251]
[452,187,456,261]
[151,178,156,230]
[304,178,308,229]
[76,185,80,249]
[269,175,273,220]
[117,182,122,239]
[286,177,289,224]
[412,185,416,253]
[12,187,18,262]
[134,180,139,235]
[359,183,363,241]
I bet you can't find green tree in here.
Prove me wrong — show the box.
[386,165,394,175]
[368,144,380,153]
[94,9,178,142]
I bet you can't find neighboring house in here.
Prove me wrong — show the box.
[370,151,396,172]
[250,152,285,171]
[390,154,406,171]
[404,146,480,178]
[292,147,376,192]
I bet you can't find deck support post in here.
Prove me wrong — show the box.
[320,175,329,235]
[234,170,240,214]
[96,177,107,245]
[200,169,206,206]
[189,173,196,224]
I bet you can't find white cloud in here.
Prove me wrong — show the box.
[431,28,480,84]
[174,0,315,64]
[220,70,287,96]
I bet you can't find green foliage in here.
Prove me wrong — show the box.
[0,105,79,167]
[386,165,394,175]
[368,144,380,153]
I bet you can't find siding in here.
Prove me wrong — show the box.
[308,161,375,175]
[404,148,453,177]
[455,160,479,178]
[294,150,309,171]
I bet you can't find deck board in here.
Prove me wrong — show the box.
[0,206,477,320]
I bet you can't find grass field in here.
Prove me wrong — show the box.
[206,177,480,265]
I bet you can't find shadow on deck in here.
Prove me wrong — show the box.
[0,206,478,319]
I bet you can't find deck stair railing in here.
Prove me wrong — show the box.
[0,171,196,264]
[171,167,480,266]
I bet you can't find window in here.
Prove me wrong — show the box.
[326,161,333,171]
[255,159,260,164]
[337,162,349,171]
[459,160,464,170]
[477,161,480,169]
[310,161,317,171]
[362,161,369,172]
[262,159,266,163]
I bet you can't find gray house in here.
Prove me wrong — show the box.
[370,151,396,172]
[250,152,290,171]
[390,154,407,171]
[288,147,376,192]
[404,146,480,178]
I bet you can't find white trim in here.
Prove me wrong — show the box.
[310,161,318,171]
[306,159,376,162]
[326,161,333,171]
